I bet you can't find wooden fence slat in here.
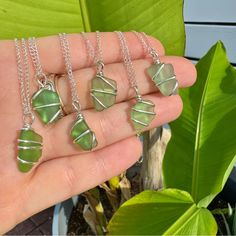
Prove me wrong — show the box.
[185,24,236,63]
[184,0,236,23]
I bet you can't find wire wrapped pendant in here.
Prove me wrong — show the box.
[32,79,64,124]
[147,63,178,96]
[17,126,43,173]
[91,74,117,111]
[70,115,97,151]
[131,99,156,133]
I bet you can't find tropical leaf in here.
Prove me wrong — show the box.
[82,0,185,55]
[0,0,83,39]
[0,0,185,55]
[163,41,236,207]
[107,189,217,235]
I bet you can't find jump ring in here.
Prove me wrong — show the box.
[35,73,48,87]
[51,74,71,115]
[96,60,104,74]
[23,112,35,127]
[72,100,81,112]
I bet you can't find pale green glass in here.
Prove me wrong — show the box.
[91,75,117,111]
[131,99,156,133]
[147,63,178,96]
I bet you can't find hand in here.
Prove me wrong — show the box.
[0,32,196,233]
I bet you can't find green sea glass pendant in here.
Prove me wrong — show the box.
[131,99,156,133]
[32,80,63,124]
[147,63,178,96]
[70,115,97,151]
[17,127,43,173]
[91,74,117,111]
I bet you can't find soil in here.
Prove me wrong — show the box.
[67,195,94,235]
[67,165,142,235]
[208,196,230,235]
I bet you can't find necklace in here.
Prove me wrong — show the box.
[59,33,97,151]
[133,31,178,96]
[81,31,117,111]
[116,31,156,134]
[28,37,64,124]
[15,38,43,173]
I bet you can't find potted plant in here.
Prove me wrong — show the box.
[1,0,235,234]
[52,41,236,235]
[107,41,236,235]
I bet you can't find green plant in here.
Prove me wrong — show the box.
[0,0,184,56]
[212,203,236,235]
[0,0,188,234]
[107,42,236,235]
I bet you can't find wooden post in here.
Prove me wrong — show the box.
[141,127,171,190]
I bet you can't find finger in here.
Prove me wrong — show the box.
[58,56,196,111]
[18,136,142,222]
[2,55,195,119]
[2,32,165,74]
[42,93,182,159]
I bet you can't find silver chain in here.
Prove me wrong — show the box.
[116,31,138,88]
[81,32,95,64]
[15,38,34,126]
[95,31,105,74]
[133,31,160,64]
[116,31,142,101]
[59,33,81,112]
[28,37,46,78]
[81,31,104,75]
[95,31,103,63]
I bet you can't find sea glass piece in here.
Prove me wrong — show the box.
[131,99,156,133]
[91,74,117,111]
[71,117,97,151]
[147,63,178,96]
[17,127,43,173]
[32,81,63,124]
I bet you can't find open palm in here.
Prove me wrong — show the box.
[0,32,196,233]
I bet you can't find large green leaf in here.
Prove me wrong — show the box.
[0,0,83,38]
[82,0,185,55]
[163,41,236,207]
[107,189,217,235]
[0,0,185,55]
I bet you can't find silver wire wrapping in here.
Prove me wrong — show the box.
[115,31,156,134]
[133,31,179,96]
[15,38,43,172]
[28,37,64,124]
[59,33,97,150]
[81,31,117,111]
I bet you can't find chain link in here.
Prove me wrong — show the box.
[133,31,160,64]
[81,31,104,74]
[81,31,104,75]
[81,32,95,64]
[28,37,48,85]
[115,31,138,89]
[28,37,43,75]
[81,31,103,64]
[59,33,81,112]
[15,38,35,126]
[95,31,103,63]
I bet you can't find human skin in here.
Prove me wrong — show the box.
[0,32,196,233]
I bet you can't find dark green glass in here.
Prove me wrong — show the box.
[71,117,97,151]
[17,127,43,173]
[32,81,63,124]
